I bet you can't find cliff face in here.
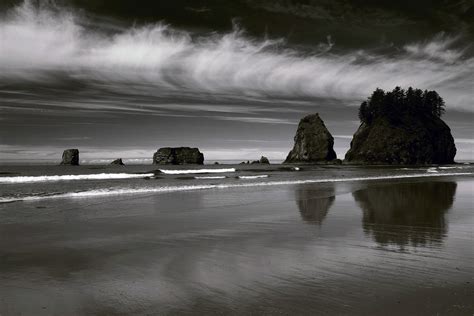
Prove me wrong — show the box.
[60,149,79,165]
[345,116,456,164]
[153,147,204,165]
[284,113,337,163]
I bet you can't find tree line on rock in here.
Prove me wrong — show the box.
[358,87,446,125]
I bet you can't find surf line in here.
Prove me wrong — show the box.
[1,172,472,203]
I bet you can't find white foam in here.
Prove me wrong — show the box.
[160,168,235,175]
[194,176,227,179]
[2,172,471,203]
[427,167,439,173]
[238,175,269,179]
[0,173,155,184]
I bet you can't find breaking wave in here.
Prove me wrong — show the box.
[0,173,155,183]
[238,175,269,179]
[160,168,236,174]
[1,172,471,203]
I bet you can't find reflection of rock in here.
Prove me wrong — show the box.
[353,181,457,248]
[61,149,79,165]
[295,185,335,224]
[153,147,204,165]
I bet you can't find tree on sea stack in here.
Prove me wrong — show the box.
[346,87,456,164]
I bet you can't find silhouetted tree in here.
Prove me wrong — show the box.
[358,87,445,124]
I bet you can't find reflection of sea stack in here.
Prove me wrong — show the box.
[60,149,79,165]
[153,147,204,165]
[284,113,337,163]
[353,181,457,248]
[295,185,335,225]
[345,87,456,164]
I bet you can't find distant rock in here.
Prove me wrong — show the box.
[60,149,79,165]
[284,113,337,163]
[250,156,270,164]
[153,147,204,165]
[110,158,124,165]
[259,156,270,164]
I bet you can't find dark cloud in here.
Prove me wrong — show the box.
[0,1,473,162]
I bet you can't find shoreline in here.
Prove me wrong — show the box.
[1,175,472,315]
[1,169,472,203]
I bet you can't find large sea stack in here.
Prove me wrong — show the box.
[345,87,456,164]
[153,147,204,165]
[284,113,337,163]
[60,149,79,165]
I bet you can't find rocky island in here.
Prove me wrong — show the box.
[110,159,124,165]
[60,149,79,165]
[284,113,337,163]
[153,147,204,165]
[345,87,456,164]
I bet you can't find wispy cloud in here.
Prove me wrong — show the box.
[0,1,473,114]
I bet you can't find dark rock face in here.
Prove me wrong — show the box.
[259,156,270,164]
[284,113,337,163]
[60,149,79,165]
[345,116,456,164]
[110,158,124,165]
[153,147,204,165]
[251,156,270,164]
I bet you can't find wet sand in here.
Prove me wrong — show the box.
[0,176,473,315]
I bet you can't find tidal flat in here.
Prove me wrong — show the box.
[0,165,472,315]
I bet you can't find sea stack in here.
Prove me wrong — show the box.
[61,149,79,165]
[110,158,124,165]
[153,147,204,165]
[345,87,456,164]
[284,113,337,163]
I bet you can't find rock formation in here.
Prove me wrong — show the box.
[110,158,124,165]
[153,147,204,165]
[284,113,337,163]
[60,149,79,165]
[345,87,456,164]
[251,156,270,164]
[259,156,270,164]
[345,116,456,165]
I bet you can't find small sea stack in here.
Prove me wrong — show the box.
[110,159,125,165]
[284,113,337,163]
[153,147,204,165]
[251,156,270,164]
[60,149,79,165]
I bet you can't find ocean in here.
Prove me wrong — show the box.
[1,163,473,314]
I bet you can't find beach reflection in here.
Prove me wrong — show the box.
[295,184,335,225]
[353,181,457,248]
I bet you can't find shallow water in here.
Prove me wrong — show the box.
[0,165,473,315]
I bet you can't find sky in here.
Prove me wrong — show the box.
[1,0,473,163]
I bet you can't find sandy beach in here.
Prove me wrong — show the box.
[1,172,472,315]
